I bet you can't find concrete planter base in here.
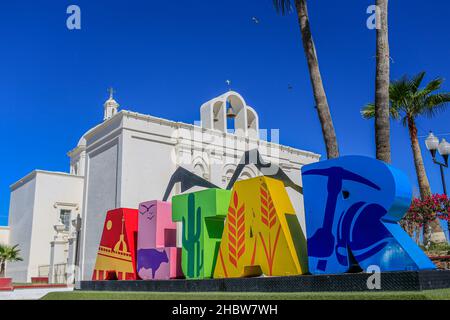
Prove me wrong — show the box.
[78,270,450,293]
[31,277,49,284]
[0,278,13,291]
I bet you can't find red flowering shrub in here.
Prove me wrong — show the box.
[433,194,450,222]
[401,194,450,228]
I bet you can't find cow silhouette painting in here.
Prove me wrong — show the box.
[137,200,183,280]
[137,248,170,279]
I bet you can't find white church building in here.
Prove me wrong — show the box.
[0,226,9,245]
[6,91,320,283]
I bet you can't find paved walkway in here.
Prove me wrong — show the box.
[0,287,73,300]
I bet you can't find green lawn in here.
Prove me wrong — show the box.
[42,289,450,300]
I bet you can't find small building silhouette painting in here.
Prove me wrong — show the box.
[92,208,139,280]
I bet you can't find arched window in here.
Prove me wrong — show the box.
[225,169,235,184]
[225,94,246,136]
[222,163,237,187]
[192,156,209,180]
[194,163,205,178]
[238,171,252,181]
[246,106,259,139]
[238,166,258,182]
[200,91,260,139]
[213,101,225,131]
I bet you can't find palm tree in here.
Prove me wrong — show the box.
[0,244,23,277]
[362,72,450,243]
[375,0,391,163]
[273,0,339,159]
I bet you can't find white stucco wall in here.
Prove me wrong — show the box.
[79,141,121,280]
[78,114,124,281]
[0,227,9,245]
[7,175,37,282]
[7,171,84,282]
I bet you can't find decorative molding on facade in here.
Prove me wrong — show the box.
[122,110,320,159]
[10,170,84,192]
[53,202,79,211]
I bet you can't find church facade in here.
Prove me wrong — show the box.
[6,91,320,283]
[0,226,8,245]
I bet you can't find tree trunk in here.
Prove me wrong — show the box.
[407,117,431,199]
[0,262,4,278]
[407,116,445,243]
[415,225,420,244]
[294,0,339,159]
[375,0,391,163]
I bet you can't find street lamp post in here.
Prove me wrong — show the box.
[425,132,449,195]
[425,132,450,242]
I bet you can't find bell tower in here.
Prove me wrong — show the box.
[104,88,119,121]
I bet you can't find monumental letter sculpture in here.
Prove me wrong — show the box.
[214,177,309,278]
[137,200,183,280]
[172,189,232,279]
[92,208,139,280]
[302,155,436,274]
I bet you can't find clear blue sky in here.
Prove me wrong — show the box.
[0,0,449,226]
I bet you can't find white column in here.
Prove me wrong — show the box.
[48,224,68,284]
[66,236,76,284]
[66,215,81,284]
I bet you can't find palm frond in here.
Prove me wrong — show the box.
[389,78,412,111]
[361,102,401,121]
[361,103,375,119]
[421,77,444,95]
[272,0,293,15]
[410,71,426,93]
[410,76,448,115]
[422,93,450,118]
[366,72,449,135]
[425,93,450,106]
[389,105,402,120]
[0,244,23,262]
